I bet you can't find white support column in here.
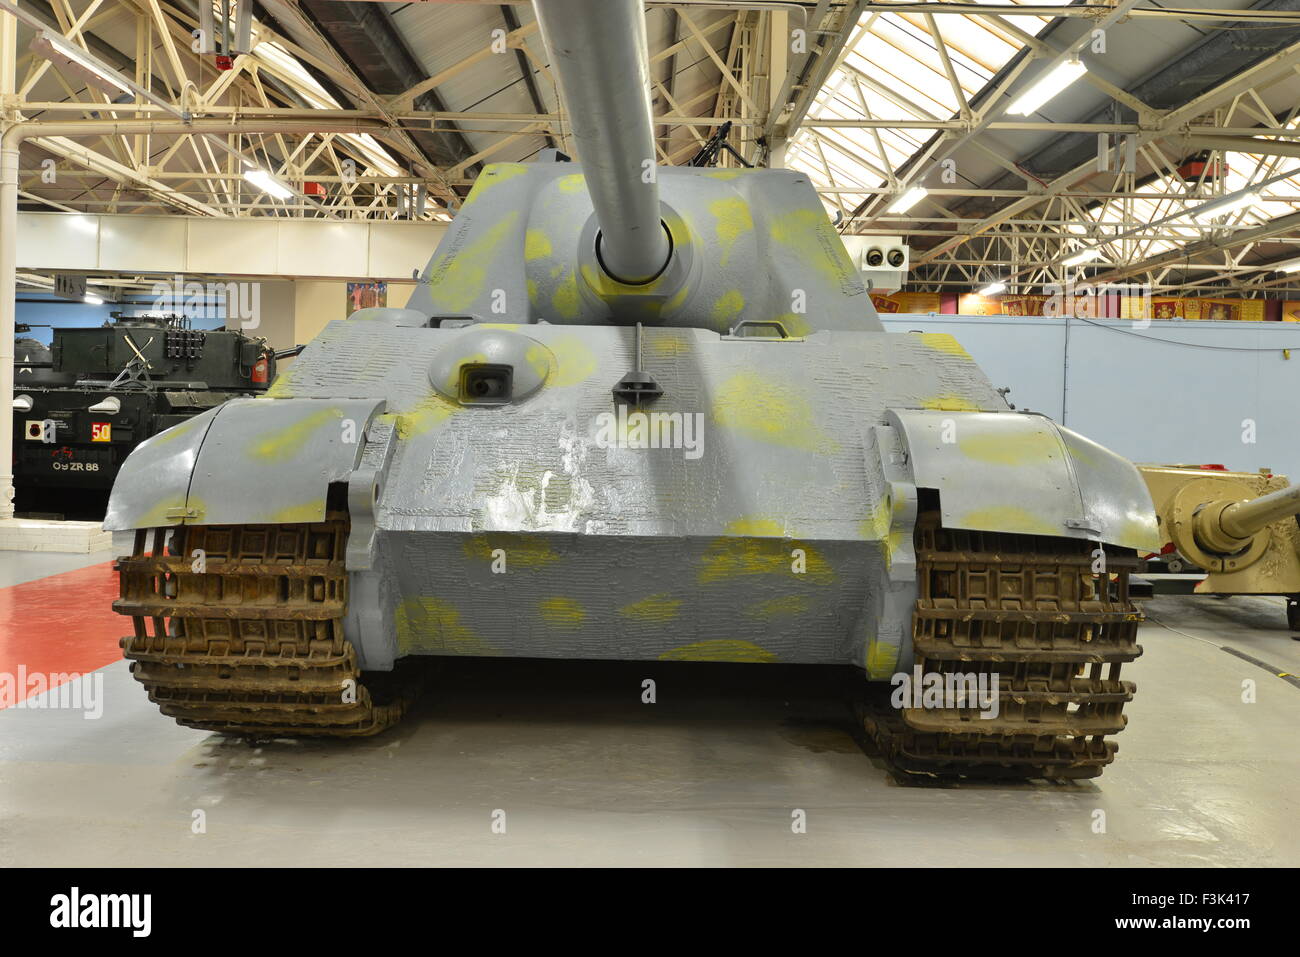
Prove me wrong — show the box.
[1,8,17,519]
[767,9,788,168]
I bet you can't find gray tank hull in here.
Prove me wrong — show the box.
[106,313,1157,678]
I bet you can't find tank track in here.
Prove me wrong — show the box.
[113,512,1141,772]
[114,517,417,737]
[859,510,1144,780]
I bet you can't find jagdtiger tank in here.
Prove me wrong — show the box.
[105,0,1158,779]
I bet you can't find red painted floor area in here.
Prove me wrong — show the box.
[0,561,124,706]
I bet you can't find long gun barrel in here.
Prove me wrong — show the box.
[1215,483,1300,539]
[532,0,671,283]
[1194,482,1300,553]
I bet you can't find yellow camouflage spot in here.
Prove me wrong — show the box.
[265,368,296,398]
[395,597,499,656]
[922,394,981,412]
[699,538,788,583]
[709,197,753,267]
[769,208,857,285]
[133,494,204,528]
[960,428,1060,465]
[619,593,683,622]
[393,393,460,438]
[884,528,908,569]
[961,506,1059,536]
[711,289,745,325]
[552,267,580,320]
[645,329,689,356]
[546,335,596,386]
[524,343,552,380]
[524,229,552,261]
[662,280,693,315]
[725,516,785,536]
[539,596,585,627]
[428,211,519,312]
[268,500,324,524]
[249,407,343,461]
[865,640,898,679]
[461,534,561,567]
[659,639,777,662]
[712,372,839,453]
[917,332,971,358]
[557,173,586,193]
[862,497,892,539]
[462,163,529,206]
[698,532,833,584]
[770,208,823,246]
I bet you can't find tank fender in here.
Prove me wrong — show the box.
[103,397,387,530]
[103,405,221,531]
[884,409,1160,552]
[345,306,431,327]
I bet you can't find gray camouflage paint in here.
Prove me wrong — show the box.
[104,161,1160,676]
[405,163,877,336]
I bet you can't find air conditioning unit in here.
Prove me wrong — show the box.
[841,235,910,294]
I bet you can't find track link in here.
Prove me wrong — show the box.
[860,510,1144,780]
[115,512,1141,771]
[114,517,417,737]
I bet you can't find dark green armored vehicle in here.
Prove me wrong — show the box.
[14,314,274,517]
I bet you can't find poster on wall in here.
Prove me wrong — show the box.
[954,293,1050,316]
[953,292,1274,320]
[956,293,998,315]
[1150,298,1181,319]
[1003,295,1049,317]
[870,292,942,314]
[346,281,387,316]
[1283,301,1300,322]
[1238,299,1266,322]
[1201,299,1239,321]
[1126,296,1264,321]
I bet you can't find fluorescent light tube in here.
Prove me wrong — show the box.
[83,294,104,305]
[886,186,928,215]
[244,169,294,200]
[1273,256,1300,273]
[1007,58,1086,116]
[1062,248,1102,267]
[1190,189,1261,222]
[34,32,133,96]
[978,281,1006,297]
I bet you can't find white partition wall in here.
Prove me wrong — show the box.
[16,212,446,280]
[886,314,1300,482]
